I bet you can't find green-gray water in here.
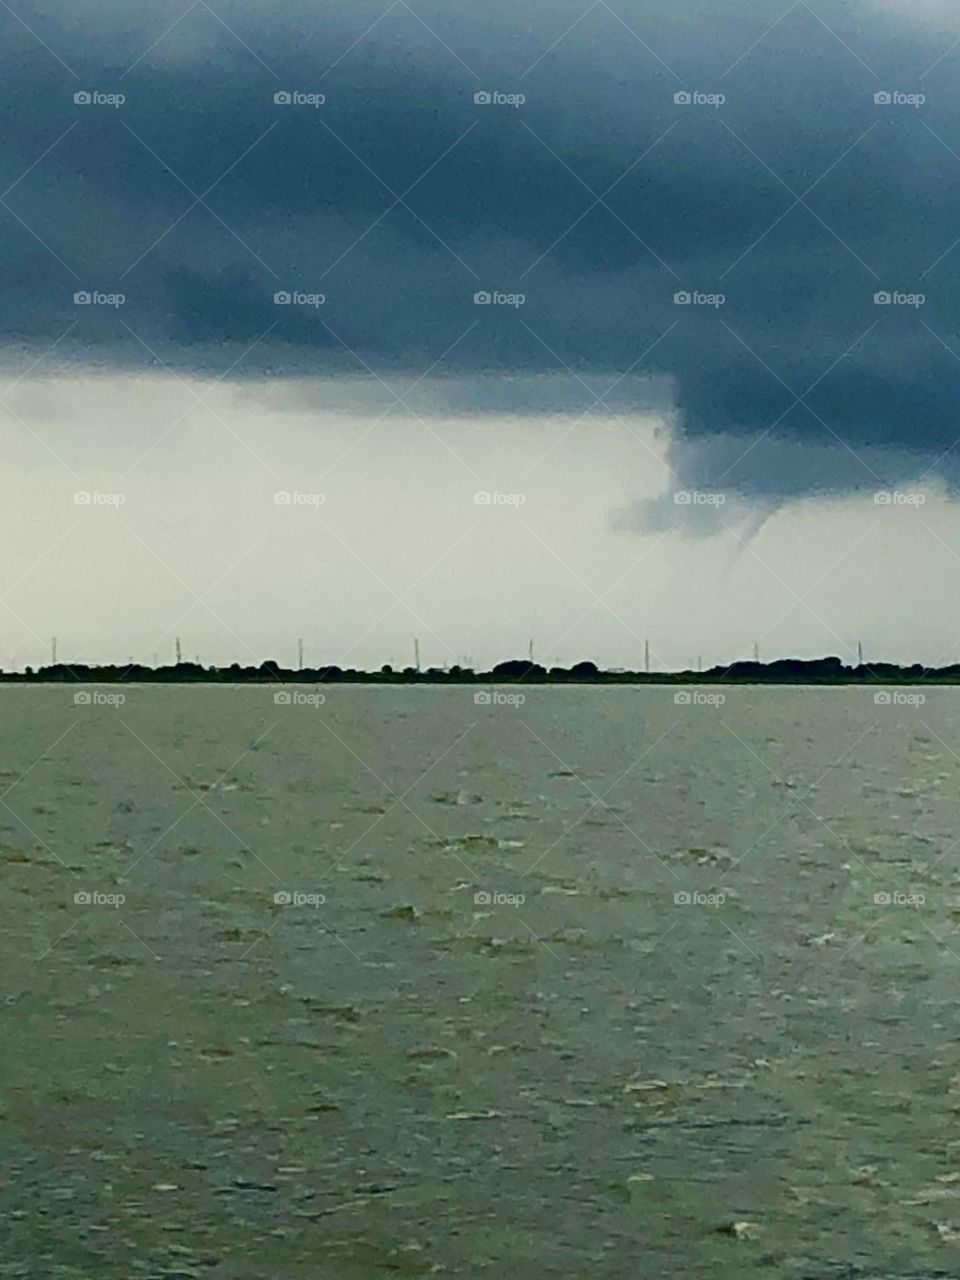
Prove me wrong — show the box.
[2,685,959,1277]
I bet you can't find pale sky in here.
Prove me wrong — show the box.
[2,370,958,672]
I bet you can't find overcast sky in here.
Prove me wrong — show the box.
[3,0,960,670]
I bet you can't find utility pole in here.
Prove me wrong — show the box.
[857,640,863,667]
[175,636,182,665]
[414,638,420,672]
[51,636,57,666]
[753,640,760,664]
[644,639,650,674]
[298,637,304,670]
[528,638,534,663]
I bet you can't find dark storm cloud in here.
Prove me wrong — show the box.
[4,0,960,503]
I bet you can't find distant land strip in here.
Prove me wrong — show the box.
[0,657,953,685]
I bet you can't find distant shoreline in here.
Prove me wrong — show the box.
[0,656,954,686]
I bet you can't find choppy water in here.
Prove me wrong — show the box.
[3,684,960,1277]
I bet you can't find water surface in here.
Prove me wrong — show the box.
[2,685,958,1277]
